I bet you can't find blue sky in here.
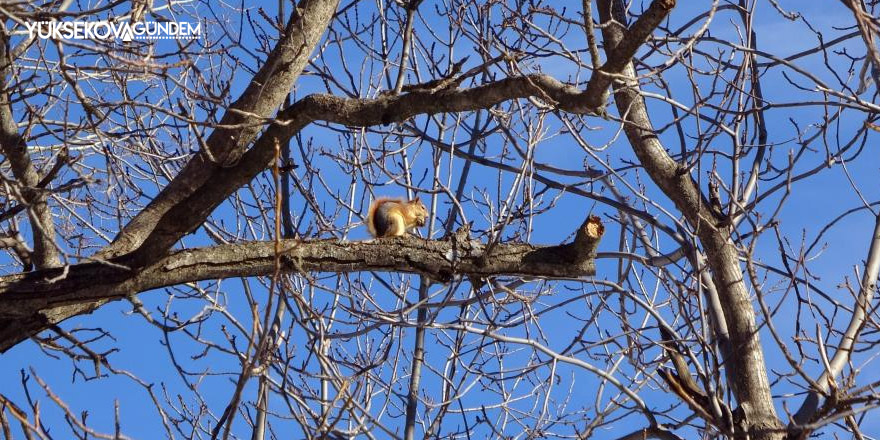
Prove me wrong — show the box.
[2,0,880,438]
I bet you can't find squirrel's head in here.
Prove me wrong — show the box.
[409,199,428,226]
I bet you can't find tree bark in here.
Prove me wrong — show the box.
[0,35,60,269]
[596,0,782,437]
[0,217,603,352]
[100,0,341,260]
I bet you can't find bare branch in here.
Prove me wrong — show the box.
[0,32,60,269]
[0,217,603,351]
[101,0,342,259]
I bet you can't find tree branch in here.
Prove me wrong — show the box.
[0,32,60,269]
[792,0,880,426]
[583,0,676,110]
[115,73,615,266]
[0,217,603,352]
[94,1,663,274]
[100,0,341,259]
[596,0,782,437]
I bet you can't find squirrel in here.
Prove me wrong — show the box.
[366,197,428,238]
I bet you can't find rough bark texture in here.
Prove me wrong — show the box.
[0,36,60,269]
[597,0,782,438]
[100,0,341,260]
[0,218,603,352]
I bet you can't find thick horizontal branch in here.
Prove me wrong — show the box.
[0,218,603,352]
[293,73,598,125]
[5,72,618,352]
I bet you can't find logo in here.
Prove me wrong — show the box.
[25,21,202,42]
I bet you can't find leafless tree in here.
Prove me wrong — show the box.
[0,0,879,439]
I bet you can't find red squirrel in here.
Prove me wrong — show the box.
[366,197,428,237]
